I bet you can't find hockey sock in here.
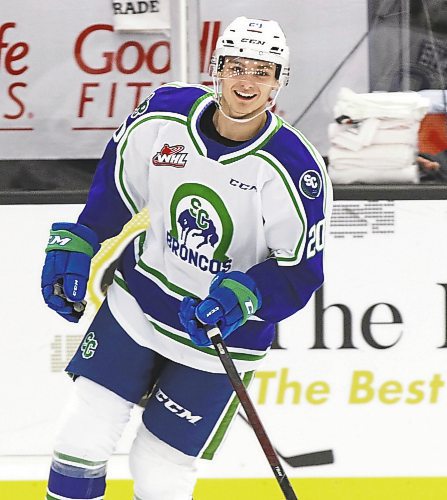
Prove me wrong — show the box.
[46,457,107,500]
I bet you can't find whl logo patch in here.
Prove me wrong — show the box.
[153,144,188,167]
[81,332,98,359]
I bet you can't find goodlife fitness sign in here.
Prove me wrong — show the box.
[0,0,368,159]
[0,2,220,159]
[0,22,169,121]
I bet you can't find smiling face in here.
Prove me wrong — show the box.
[217,56,279,119]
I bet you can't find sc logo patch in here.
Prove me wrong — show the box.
[299,170,322,199]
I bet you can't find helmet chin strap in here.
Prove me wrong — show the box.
[212,76,282,123]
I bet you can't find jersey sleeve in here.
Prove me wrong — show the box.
[77,83,209,243]
[247,129,333,323]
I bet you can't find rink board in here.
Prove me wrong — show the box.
[1,200,447,495]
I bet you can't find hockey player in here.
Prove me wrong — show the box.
[41,16,332,500]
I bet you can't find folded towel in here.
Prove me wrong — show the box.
[377,119,421,129]
[113,0,170,32]
[371,126,419,146]
[329,144,415,169]
[328,119,380,151]
[334,87,429,121]
[329,120,419,151]
[328,164,419,184]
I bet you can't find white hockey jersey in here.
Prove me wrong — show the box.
[78,82,333,373]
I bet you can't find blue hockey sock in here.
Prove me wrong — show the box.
[47,457,107,499]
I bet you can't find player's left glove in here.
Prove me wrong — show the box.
[178,271,262,347]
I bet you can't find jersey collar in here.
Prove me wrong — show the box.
[187,94,282,164]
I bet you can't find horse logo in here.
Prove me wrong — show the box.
[177,198,219,249]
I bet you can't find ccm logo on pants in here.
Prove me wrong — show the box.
[155,388,203,424]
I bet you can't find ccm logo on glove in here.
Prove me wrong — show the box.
[41,222,100,323]
[48,235,72,246]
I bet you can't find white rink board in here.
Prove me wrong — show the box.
[1,200,447,480]
[0,0,368,158]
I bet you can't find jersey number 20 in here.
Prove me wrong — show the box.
[307,220,325,259]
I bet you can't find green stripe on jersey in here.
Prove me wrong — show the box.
[113,273,130,293]
[162,81,212,93]
[187,93,213,156]
[112,276,267,362]
[150,318,266,362]
[136,258,199,298]
[220,116,283,165]
[117,113,187,215]
[283,123,330,214]
[253,151,307,264]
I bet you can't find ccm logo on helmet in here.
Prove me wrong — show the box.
[241,38,266,45]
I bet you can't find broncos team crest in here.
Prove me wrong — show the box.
[166,183,234,274]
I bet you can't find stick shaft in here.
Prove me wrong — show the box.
[207,327,298,500]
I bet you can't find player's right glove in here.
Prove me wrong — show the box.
[41,222,100,322]
[178,271,262,346]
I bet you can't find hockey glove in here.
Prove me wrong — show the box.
[41,222,100,322]
[178,271,262,347]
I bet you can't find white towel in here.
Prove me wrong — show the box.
[328,120,419,151]
[328,119,379,151]
[329,144,416,169]
[112,0,170,32]
[377,119,420,129]
[328,164,419,184]
[334,87,429,121]
[371,125,419,146]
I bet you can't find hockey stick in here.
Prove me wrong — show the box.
[206,325,298,500]
[238,413,335,467]
[278,448,334,468]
